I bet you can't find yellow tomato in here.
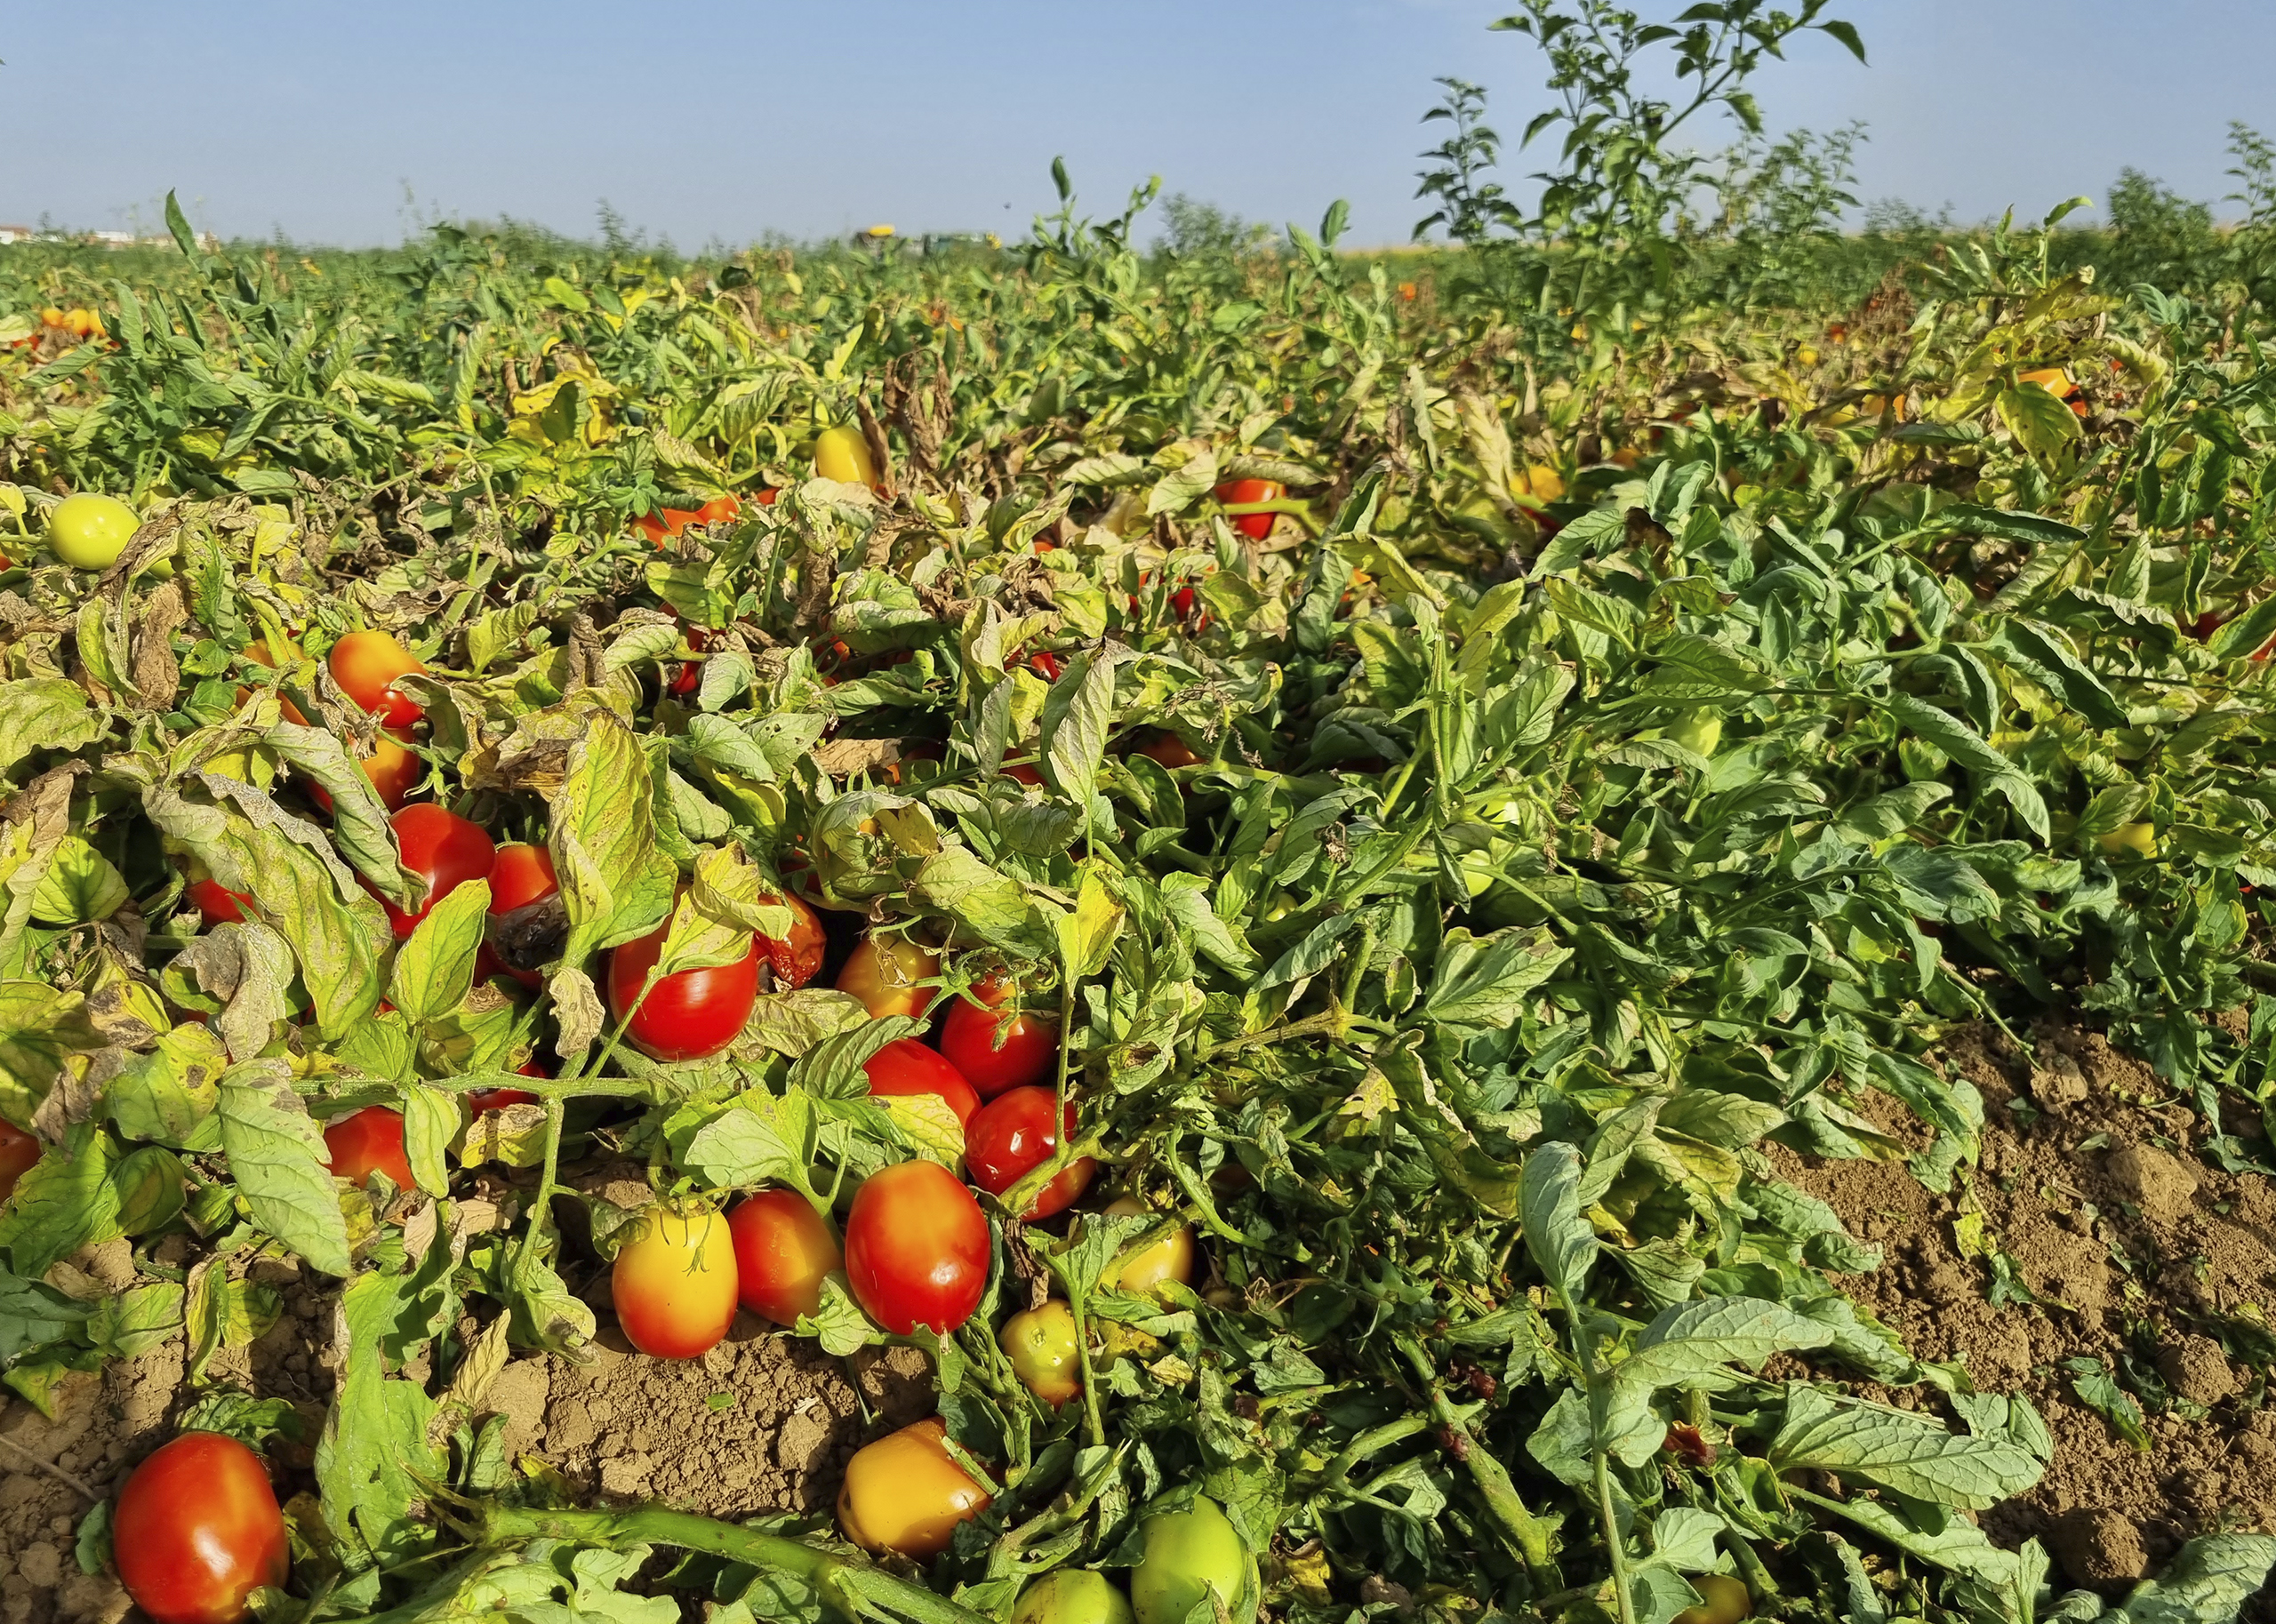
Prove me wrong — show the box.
[1797,345,1819,367]
[1673,1573,1751,1624]
[47,492,141,570]
[836,933,942,1019]
[2098,821,2158,860]
[814,425,878,486]
[1000,1300,1082,1405]
[610,1205,738,1360]
[837,1418,992,1558]
[1100,1196,1196,1299]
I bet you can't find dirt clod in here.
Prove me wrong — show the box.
[2157,1334,2240,1407]
[2105,1142,2200,1226]
[2048,1507,2153,1591]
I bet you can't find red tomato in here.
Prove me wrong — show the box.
[381,804,495,940]
[668,660,704,697]
[1005,762,1044,787]
[0,1118,39,1203]
[727,1189,843,1325]
[966,1087,1093,1220]
[327,630,427,732]
[314,730,421,813]
[836,933,941,1019]
[1027,650,1064,682]
[756,487,781,506]
[1214,477,1284,541]
[612,1205,738,1358]
[758,891,827,988]
[486,843,560,988]
[188,876,252,925]
[940,996,1059,1099]
[607,915,759,1061]
[1136,732,1204,770]
[843,1160,990,1334]
[467,1087,539,1112]
[864,1038,982,1127]
[114,1432,289,1624]
[239,639,312,725]
[325,1108,415,1189]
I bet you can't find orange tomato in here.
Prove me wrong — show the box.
[726,1189,842,1326]
[327,630,427,732]
[837,1418,992,1558]
[612,1205,739,1358]
[836,932,942,1019]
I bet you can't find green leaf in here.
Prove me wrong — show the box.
[1057,864,1126,980]
[0,983,107,1130]
[1992,620,2126,729]
[1423,926,1571,1028]
[1159,874,1256,972]
[2208,596,2276,660]
[1520,1140,1597,1307]
[681,1091,816,1192]
[27,836,126,924]
[1997,384,2082,457]
[1040,649,1118,801]
[1615,1298,1834,1395]
[218,1060,354,1276]
[0,680,104,780]
[316,1270,442,1565]
[0,1120,121,1278]
[0,1271,91,1363]
[1769,1384,2042,1509]
[2111,1533,2276,1624]
[1882,696,2048,839]
[401,1084,458,1199]
[389,878,490,1026]
[2064,1355,2151,1451]
[548,704,677,964]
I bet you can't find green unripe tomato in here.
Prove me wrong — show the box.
[1014,1571,1136,1624]
[1672,1572,1751,1624]
[48,492,141,570]
[1667,710,1722,758]
[1131,1497,1257,1624]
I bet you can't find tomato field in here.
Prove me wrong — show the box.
[9,5,2276,1624]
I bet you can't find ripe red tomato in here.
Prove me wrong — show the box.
[325,1107,414,1189]
[381,804,496,940]
[843,1160,990,1334]
[327,630,427,732]
[863,1038,982,1127]
[238,639,312,725]
[467,1087,539,1112]
[1005,762,1044,787]
[486,843,559,988]
[612,1205,738,1358]
[939,991,1058,1099]
[607,914,759,1061]
[1027,650,1064,682]
[836,932,941,1019]
[0,1118,39,1203]
[727,1188,843,1325]
[188,876,252,926]
[966,1087,1093,1220]
[758,891,827,988]
[1214,477,1283,541]
[1136,732,1204,770]
[114,1431,289,1624]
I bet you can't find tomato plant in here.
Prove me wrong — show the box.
[726,1188,842,1325]
[862,1037,981,1126]
[842,1160,990,1334]
[325,1107,414,1189]
[606,916,760,1061]
[114,1431,290,1624]
[966,1086,1093,1220]
[380,803,495,938]
[327,629,428,732]
[835,932,940,1018]
[836,1417,991,1558]
[938,988,1058,1098]
[999,1299,1081,1405]
[47,491,140,569]
[612,1204,739,1358]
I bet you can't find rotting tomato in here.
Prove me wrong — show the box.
[485,842,561,988]
[327,629,428,732]
[0,1119,40,1203]
[835,932,941,1018]
[843,1159,990,1334]
[606,913,759,1062]
[324,1107,414,1191]
[814,423,878,487]
[966,1086,1093,1220]
[612,1204,738,1359]
[47,492,140,570]
[381,804,495,939]
[1672,1574,1751,1624]
[863,1037,982,1127]
[1213,476,1283,541]
[757,890,827,988]
[726,1188,842,1326]
[999,1300,1081,1405]
[1131,1495,1259,1624]
[114,1430,289,1624]
[939,985,1058,1098]
[837,1416,991,1558]
[1099,1196,1196,1299]
[1014,1572,1135,1624]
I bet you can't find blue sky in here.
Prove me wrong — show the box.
[7,1,2276,249]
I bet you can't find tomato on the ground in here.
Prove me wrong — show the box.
[966,1086,1094,1220]
[381,804,496,939]
[0,1119,39,1203]
[1100,1196,1196,1299]
[837,1416,991,1558]
[1131,1495,1258,1624]
[606,913,759,1061]
[1015,1571,1135,1624]
[48,492,140,569]
[835,932,940,1018]
[863,1037,982,1126]
[1000,1300,1081,1405]
[726,1188,842,1325]
[114,1431,289,1624]
[1213,477,1284,541]
[324,1107,415,1190]
[939,986,1058,1098]
[843,1160,990,1334]
[612,1204,739,1358]
[327,629,428,732]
